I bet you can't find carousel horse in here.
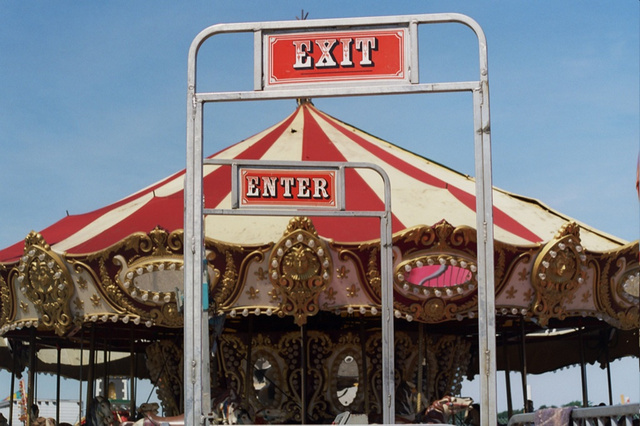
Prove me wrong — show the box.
[253,408,289,424]
[395,380,427,423]
[463,403,507,426]
[88,396,115,426]
[29,403,56,426]
[421,395,474,424]
[131,390,248,426]
[131,403,184,426]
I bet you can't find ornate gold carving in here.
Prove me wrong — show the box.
[325,333,364,414]
[215,251,238,307]
[77,277,88,289]
[395,254,477,300]
[426,334,471,400]
[71,227,186,328]
[282,245,321,281]
[90,294,102,307]
[73,298,84,310]
[336,266,350,279]
[145,340,183,416]
[219,334,247,396]
[0,264,12,328]
[16,232,74,336]
[517,268,529,281]
[531,223,586,326]
[269,220,332,325]
[345,285,359,298]
[254,267,268,281]
[595,243,639,330]
[324,287,337,303]
[246,286,259,299]
[366,247,381,297]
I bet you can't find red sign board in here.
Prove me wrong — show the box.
[264,28,408,87]
[238,167,340,209]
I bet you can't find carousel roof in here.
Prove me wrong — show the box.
[0,101,627,264]
[0,101,637,380]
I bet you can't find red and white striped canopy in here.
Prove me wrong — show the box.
[0,102,624,263]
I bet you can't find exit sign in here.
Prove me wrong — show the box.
[264,28,408,88]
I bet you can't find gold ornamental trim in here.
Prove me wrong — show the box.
[595,241,639,330]
[268,218,332,326]
[531,222,586,326]
[79,227,185,328]
[0,264,13,329]
[15,232,74,336]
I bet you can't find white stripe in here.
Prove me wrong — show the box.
[53,193,153,252]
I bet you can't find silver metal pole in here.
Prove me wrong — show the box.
[185,14,494,425]
[473,76,497,426]
[380,210,395,424]
[185,46,210,424]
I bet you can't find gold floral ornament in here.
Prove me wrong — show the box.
[269,218,332,326]
[15,232,73,336]
[531,223,586,326]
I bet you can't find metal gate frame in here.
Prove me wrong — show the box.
[185,13,496,426]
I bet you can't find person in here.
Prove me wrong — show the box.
[526,400,535,413]
[0,413,8,426]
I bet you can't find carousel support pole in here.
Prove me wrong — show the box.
[104,341,109,398]
[359,317,370,414]
[57,344,62,424]
[9,339,16,425]
[27,327,36,425]
[579,332,588,407]
[518,320,529,412]
[245,317,254,403]
[417,323,424,413]
[473,67,497,426]
[300,323,308,424]
[502,332,513,418]
[86,326,96,417]
[185,45,211,425]
[130,328,136,418]
[380,210,395,425]
[79,332,84,424]
[605,337,613,405]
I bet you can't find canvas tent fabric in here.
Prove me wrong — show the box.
[0,102,626,264]
[0,102,637,393]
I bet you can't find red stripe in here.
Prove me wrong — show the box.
[313,106,542,243]
[301,105,405,241]
[0,169,187,261]
[68,193,185,254]
[65,110,301,254]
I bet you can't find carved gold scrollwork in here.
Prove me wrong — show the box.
[248,334,286,412]
[145,340,183,416]
[531,223,586,326]
[15,232,74,336]
[0,264,13,329]
[366,247,382,300]
[395,254,478,300]
[269,219,332,326]
[82,228,185,328]
[426,334,471,400]
[596,244,639,330]
[215,250,238,308]
[325,333,364,414]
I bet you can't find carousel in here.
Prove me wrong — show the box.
[0,101,638,424]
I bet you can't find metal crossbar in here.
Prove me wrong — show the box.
[507,404,640,426]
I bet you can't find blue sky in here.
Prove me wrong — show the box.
[0,0,638,412]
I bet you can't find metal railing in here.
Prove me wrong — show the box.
[507,403,639,426]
